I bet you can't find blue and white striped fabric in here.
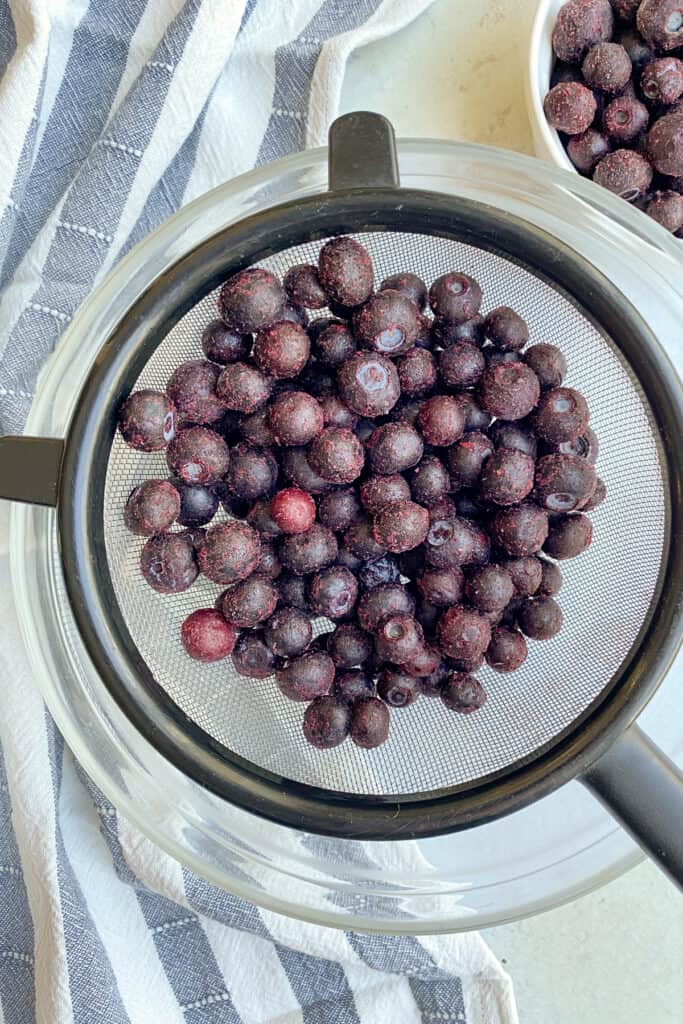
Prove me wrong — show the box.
[0,1,519,1021]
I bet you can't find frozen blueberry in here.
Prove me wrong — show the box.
[417,566,464,607]
[374,613,424,664]
[281,447,334,495]
[501,556,542,597]
[167,360,226,426]
[297,358,336,397]
[433,314,486,349]
[377,668,421,707]
[201,319,251,365]
[216,362,272,414]
[318,488,362,532]
[140,532,198,593]
[535,453,597,512]
[349,696,391,748]
[567,129,611,173]
[593,149,653,199]
[357,583,415,633]
[425,516,490,569]
[490,503,550,557]
[523,344,567,391]
[318,236,373,308]
[519,596,564,640]
[455,393,492,432]
[437,605,491,661]
[438,342,486,389]
[417,396,465,447]
[367,422,424,475]
[538,559,563,596]
[253,321,310,379]
[219,268,285,333]
[455,490,483,520]
[337,352,400,417]
[641,56,683,105]
[637,0,683,51]
[309,565,359,619]
[478,362,541,421]
[280,303,309,327]
[170,478,218,529]
[441,672,487,714]
[484,307,530,352]
[246,499,282,539]
[318,394,358,432]
[647,111,683,175]
[418,658,450,697]
[328,622,373,669]
[302,696,350,749]
[240,407,275,448]
[198,521,261,584]
[265,606,313,658]
[402,645,442,679]
[583,42,632,92]
[279,523,338,575]
[357,555,401,590]
[360,473,411,513]
[485,348,523,370]
[410,456,451,507]
[466,565,515,613]
[534,387,590,443]
[284,263,328,309]
[486,627,528,673]
[308,427,365,484]
[343,515,388,562]
[447,432,494,488]
[232,631,277,679]
[373,500,430,554]
[602,94,649,143]
[226,443,277,501]
[646,189,683,231]
[582,475,607,511]
[270,487,316,535]
[278,572,310,611]
[354,289,421,354]
[277,651,335,701]
[552,0,614,62]
[181,609,237,663]
[333,669,375,702]
[544,513,594,559]
[124,479,180,536]
[429,272,483,324]
[221,576,278,629]
[396,348,438,396]
[268,390,324,447]
[313,322,357,368]
[489,419,538,458]
[379,271,428,310]
[254,538,282,579]
[544,81,597,134]
[118,390,176,452]
[166,426,230,486]
[480,448,535,506]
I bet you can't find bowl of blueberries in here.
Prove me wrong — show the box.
[529,0,683,235]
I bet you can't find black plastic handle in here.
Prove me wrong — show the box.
[582,724,683,890]
[328,111,400,191]
[0,436,64,507]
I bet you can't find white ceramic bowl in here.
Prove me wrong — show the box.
[528,0,579,171]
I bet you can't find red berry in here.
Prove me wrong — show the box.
[270,488,316,534]
[181,609,237,662]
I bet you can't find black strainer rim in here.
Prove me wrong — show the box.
[57,187,683,839]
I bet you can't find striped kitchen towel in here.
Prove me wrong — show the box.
[0,1,519,1022]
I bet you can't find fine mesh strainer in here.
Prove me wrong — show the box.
[2,113,683,885]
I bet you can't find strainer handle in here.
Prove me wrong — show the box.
[582,725,683,891]
[0,436,63,507]
[328,111,400,190]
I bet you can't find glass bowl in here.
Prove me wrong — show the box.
[12,138,683,933]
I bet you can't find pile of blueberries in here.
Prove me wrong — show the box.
[117,235,605,752]
[544,0,683,234]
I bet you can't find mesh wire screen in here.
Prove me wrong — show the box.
[103,232,665,797]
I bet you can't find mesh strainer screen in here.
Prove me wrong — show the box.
[103,232,665,797]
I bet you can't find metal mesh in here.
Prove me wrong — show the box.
[103,232,665,797]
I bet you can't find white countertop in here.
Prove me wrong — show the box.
[341,2,683,1022]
